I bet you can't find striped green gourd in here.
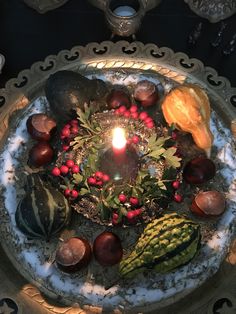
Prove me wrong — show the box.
[120,213,201,278]
[15,174,71,240]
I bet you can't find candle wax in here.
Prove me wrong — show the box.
[113,6,136,17]
[99,147,139,184]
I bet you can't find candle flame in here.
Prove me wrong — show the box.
[112,127,126,149]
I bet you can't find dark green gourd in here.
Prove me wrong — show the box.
[45,70,108,121]
[120,213,201,278]
[15,174,71,240]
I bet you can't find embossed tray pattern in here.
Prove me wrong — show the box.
[0,41,236,314]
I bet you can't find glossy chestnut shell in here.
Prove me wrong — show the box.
[191,190,226,217]
[93,231,123,266]
[28,141,54,167]
[27,113,56,141]
[106,89,131,109]
[56,237,92,273]
[183,157,216,184]
[134,80,159,107]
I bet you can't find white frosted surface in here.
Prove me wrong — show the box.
[0,88,235,309]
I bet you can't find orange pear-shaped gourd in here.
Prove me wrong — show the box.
[162,84,213,156]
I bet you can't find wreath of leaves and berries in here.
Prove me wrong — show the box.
[51,104,182,226]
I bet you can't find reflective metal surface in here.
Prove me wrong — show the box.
[185,0,236,23]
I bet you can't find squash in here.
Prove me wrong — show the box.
[120,213,201,278]
[15,174,71,240]
[162,84,213,156]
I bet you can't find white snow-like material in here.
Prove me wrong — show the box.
[0,89,235,310]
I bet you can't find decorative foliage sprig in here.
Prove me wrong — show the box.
[53,105,182,225]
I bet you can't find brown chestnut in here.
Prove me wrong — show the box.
[191,190,226,217]
[183,157,216,184]
[93,231,123,266]
[27,113,56,141]
[134,80,159,107]
[56,237,92,273]
[106,89,131,109]
[28,141,54,167]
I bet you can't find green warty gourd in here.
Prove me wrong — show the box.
[15,174,71,240]
[119,213,201,278]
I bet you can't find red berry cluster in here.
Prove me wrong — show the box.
[118,194,139,206]
[51,159,80,177]
[117,194,142,223]
[114,104,155,129]
[127,134,140,145]
[172,180,183,203]
[87,171,110,188]
[112,212,120,226]
[126,209,142,220]
[60,119,79,151]
[64,188,79,199]
[51,159,80,200]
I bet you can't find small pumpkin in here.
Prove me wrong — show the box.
[15,174,71,240]
[162,84,213,156]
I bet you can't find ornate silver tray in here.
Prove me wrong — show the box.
[0,41,236,314]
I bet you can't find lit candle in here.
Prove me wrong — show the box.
[113,6,136,17]
[112,127,127,156]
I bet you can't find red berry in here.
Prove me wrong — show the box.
[71,190,79,198]
[64,124,71,129]
[133,208,142,216]
[112,218,119,225]
[102,174,110,182]
[127,211,135,220]
[119,105,127,114]
[51,167,61,176]
[70,119,78,126]
[139,112,148,120]
[61,128,70,137]
[124,111,131,118]
[62,144,70,151]
[146,121,155,129]
[115,109,120,115]
[172,180,180,189]
[72,165,80,174]
[127,138,132,145]
[87,177,96,185]
[174,193,183,203]
[132,135,139,144]
[95,171,103,180]
[130,197,139,207]
[66,160,74,168]
[70,126,79,135]
[60,135,65,140]
[64,189,71,197]
[144,117,153,124]
[113,213,119,220]
[130,104,138,113]
[96,180,103,187]
[131,112,139,119]
[119,194,126,203]
[60,165,69,175]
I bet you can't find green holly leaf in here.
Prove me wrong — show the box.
[162,147,181,168]
[113,195,120,206]
[148,135,169,150]
[99,202,110,220]
[73,173,83,184]
[148,133,158,147]
[80,187,89,195]
[147,147,165,159]
[157,180,167,190]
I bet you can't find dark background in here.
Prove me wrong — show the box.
[0,0,236,88]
